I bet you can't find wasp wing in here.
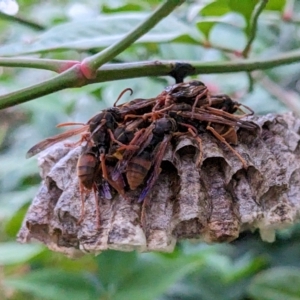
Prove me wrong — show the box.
[26,125,89,158]
[98,178,113,200]
[180,109,258,131]
[118,98,156,116]
[138,134,172,203]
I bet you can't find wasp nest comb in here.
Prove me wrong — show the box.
[17,81,300,257]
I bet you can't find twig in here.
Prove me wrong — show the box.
[0,57,78,73]
[81,0,185,78]
[282,0,295,21]
[242,0,268,92]
[0,12,45,31]
[242,0,268,57]
[0,64,88,109]
[3,49,300,110]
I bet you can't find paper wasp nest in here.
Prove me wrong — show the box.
[17,112,300,257]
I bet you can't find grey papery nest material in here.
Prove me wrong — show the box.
[18,112,300,257]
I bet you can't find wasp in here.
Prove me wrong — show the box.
[25,88,140,158]
[84,111,129,199]
[170,104,259,168]
[111,117,177,202]
[76,145,101,226]
[111,118,146,151]
[112,88,157,121]
[26,109,129,227]
[74,109,130,226]
[210,94,255,116]
[136,117,178,203]
[152,80,209,115]
[76,144,125,227]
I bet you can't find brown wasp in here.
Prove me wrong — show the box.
[76,144,102,226]
[76,143,126,227]
[171,104,258,168]
[111,116,177,202]
[110,118,146,158]
[26,109,128,227]
[136,117,178,203]
[112,88,157,121]
[210,94,255,116]
[153,80,210,115]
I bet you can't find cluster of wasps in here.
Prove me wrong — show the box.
[27,80,258,226]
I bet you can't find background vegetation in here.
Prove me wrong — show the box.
[1,0,300,299]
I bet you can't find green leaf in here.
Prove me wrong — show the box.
[0,242,43,265]
[0,187,37,219]
[5,205,29,236]
[112,254,205,300]
[0,13,199,56]
[265,0,285,11]
[229,0,257,21]
[229,0,257,36]
[196,17,243,40]
[248,267,300,300]
[102,2,146,13]
[200,0,231,16]
[209,21,246,51]
[197,18,221,40]
[4,269,99,300]
[96,250,138,287]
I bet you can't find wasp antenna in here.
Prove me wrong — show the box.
[240,103,255,115]
[114,88,133,107]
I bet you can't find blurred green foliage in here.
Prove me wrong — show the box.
[1,0,300,299]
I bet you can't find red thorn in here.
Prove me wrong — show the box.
[80,62,97,79]
[233,50,243,57]
[282,11,292,21]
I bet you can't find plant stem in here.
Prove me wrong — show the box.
[0,65,87,109]
[1,49,300,110]
[92,49,300,81]
[2,47,300,76]
[0,57,79,72]
[0,12,45,31]
[81,0,184,78]
[242,0,268,57]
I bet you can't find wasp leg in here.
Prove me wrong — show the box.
[92,183,101,230]
[206,124,248,169]
[220,126,238,145]
[191,89,209,117]
[178,122,203,167]
[107,129,139,151]
[140,195,149,230]
[124,114,145,121]
[141,104,174,121]
[77,182,86,225]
